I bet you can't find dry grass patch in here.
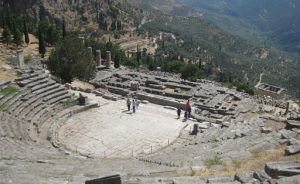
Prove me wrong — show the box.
[264,120,286,131]
[191,144,300,177]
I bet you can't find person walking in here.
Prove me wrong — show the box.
[184,110,188,121]
[126,97,131,111]
[177,108,181,119]
[132,99,136,113]
[186,99,192,118]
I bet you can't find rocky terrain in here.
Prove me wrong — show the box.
[0,53,299,182]
[0,1,299,183]
[0,0,143,30]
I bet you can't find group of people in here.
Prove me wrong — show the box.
[126,97,140,113]
[177,99,192,120]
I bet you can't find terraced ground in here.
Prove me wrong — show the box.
[0,69,299,183]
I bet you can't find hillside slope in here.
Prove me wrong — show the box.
[178,0,300,54]
[0,0,142,30]
[136,1,300,97]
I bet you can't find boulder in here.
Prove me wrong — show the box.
[222,121,230,128]
[207,176,233,183]
[280,129,297,139]
[289,138,300,145]
[276,175,300,184]
[285,145,300,155]
[234,172,253,183]
[286,120,300,129]
[265,161,300,178]
[261,127,272,133]
[191,165,206,173]
[253,171,271,182]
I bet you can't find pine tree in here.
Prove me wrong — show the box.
[23,18,30,44]
[13,28,23,46]
[2,27,12,46]
[62,18,66,39]
[38,28,46,58]
[47,36,96,83]
[114,52,120,68]
[198,58,202,69]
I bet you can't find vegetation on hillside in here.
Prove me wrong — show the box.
[139,16,300,97]
[47,36,96,83]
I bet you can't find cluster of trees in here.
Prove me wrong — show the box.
[47,35,125,83]
[0,9,66,58]
[236,83,255,95]
[47,36,96,83]
[0,9,29,46]
[97,7,122,31]
[37,18,66,58]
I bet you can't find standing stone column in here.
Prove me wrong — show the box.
[96,50,102,67]
[17,49,25,69]
[106,51,111,68]
[88,47,93,62]
[285,102,290,115]
[79,37,85,44]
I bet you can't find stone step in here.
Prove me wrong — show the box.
[48,93,71,105]
[27,104,47,121]
[9,94,33,113]
[15,87,64,116]
[26,78,48,89]
[7,116,23,140]
[20,87,65,117]
[0,112,8,137]
[2,115,15,139]
[0,138,36,157]
[0,90,20,106]
[15,73,39,82]
[33,83,61,96]
[31,102,63,125]
[44,90,68,102]
[17,74,48,87]
[5,90,28,109]
[38,103,67,127]
[31,80,56,92]
[0,80,11,88]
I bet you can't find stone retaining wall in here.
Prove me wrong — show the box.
[136,92,185,109]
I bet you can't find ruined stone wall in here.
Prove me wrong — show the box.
[136,93,186,109]
[255,88,285,100]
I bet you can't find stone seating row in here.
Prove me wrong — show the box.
[0,112,31,143]
[15,72,40,82]
[14,86,66,116]
[17,74,48,87]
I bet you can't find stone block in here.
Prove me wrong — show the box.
[17,49,25,68]
[289,138,300,145]
[286,120,300,129]
[85,174,121,184]
[253,171,271,182]
[207,176,233,183]
[261,127,272,133]
[222,121,230,128]
[280,130,297,139]
[276,175,300,184]
[285,145,300,155]
[234,172,253,183]
[265,161,300,178]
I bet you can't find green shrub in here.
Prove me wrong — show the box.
[0,86,18,96]
[236,83,255,95]
[205,156,223,168]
